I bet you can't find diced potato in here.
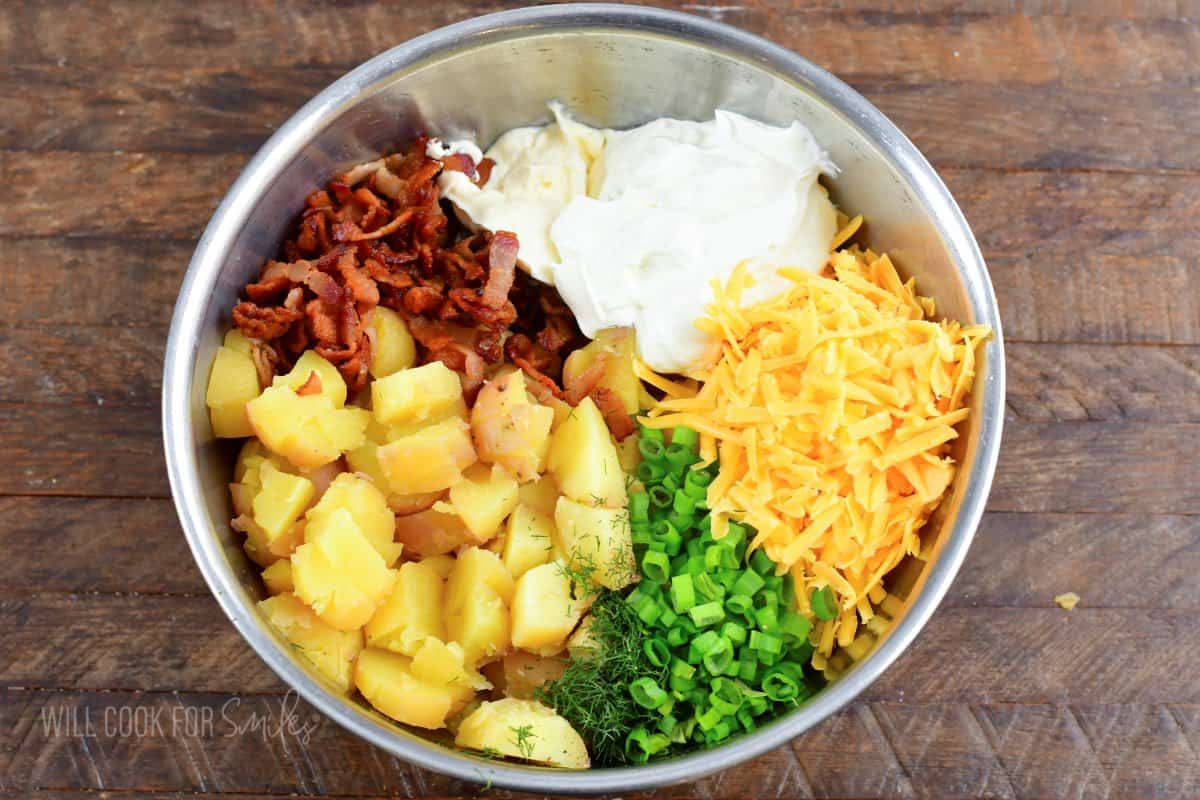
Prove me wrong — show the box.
[344,440,443,514]
[292,509,396,630]
[234,439,271,482]
[410,637,491,692]
[239,516,280,568]
[273,350,347,408]
[365,560,446,656]
[546,396,626,508]
[521,373,574,430]
[377,417,477,495]
[511,562,586,654]
[421,554,457,580]
[561,327,639,414]
[446,464,520,543]
[393,507,478,557]
[616,431,642,473]
[354,647,472,730]
[445,548,514,665]
[206,345,260,438]
[518,475,559,517]
[566,614,600,659]
[471,371,554,482]
[259,593,362,692]
[223,329,252,354]
[261,559,294,595]
[502,504,555,579]
[386,490,444,516]
[306,473,401,566]
[454,698,589,769]
[252,461,315,547]
[247,385,369,470]
[554,497,636,591]
[299,460,343,501]
[500,651,568,700]
[367,306,417,378]
[372,361,466,427]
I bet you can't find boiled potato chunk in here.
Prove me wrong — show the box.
[471,371,554,482]
[454,698,590,769]
[502,504,555,579]
[546,396,626,508]
[561,327,639,414]
[343,440,442,515]
[365,560,445,656]
[273,350,347,408]
[499,651,568,700]
[206,345,260,438]
[371,361,466,427]
[292,509,396,630]
[566,614,600,659]
[393,507,478,557]
[234,438,271,483]
[354,647,472,730]
[223,329,252,354]
[251,462,315,547]
[306,473,401,566]
[511,562,585,654]
[410,637,491,693]
[554,497,636,591]
[515,475,556,517]
[616,431,643,473]
[366,306,417,378]
[261,559,294,595]
[445,548,514,665]
[446,464,520,543]
[259,593,362,692]
[247,385,369,470]
[421,554,457,580]
[377,417,476,495]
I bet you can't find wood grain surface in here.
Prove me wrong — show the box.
[1,1,1197,798]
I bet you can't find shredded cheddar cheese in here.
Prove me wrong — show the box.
[641,246,990,657]
[1055,592,1080,611]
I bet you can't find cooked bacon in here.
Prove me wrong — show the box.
[537,313,575,352]
[373,165,404,200]
[475,158,495,187]
[306,269,343,306]
[283,286,305,312]
[439,153,477,177]
[592,386,635,441]
[306,299,340,345]
[564,353,607,406]
[295,371,323,396]
[350,207,414,241]
[338,253,380,307]
[337,158,384,186]
[249,341,280,389]
[482,231,519,308]
[404,286,444,315]
[233,302,302,340]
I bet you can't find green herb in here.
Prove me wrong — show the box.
[510,724,537,759]
[534,591,667,766]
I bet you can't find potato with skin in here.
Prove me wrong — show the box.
[306,473,401,566]
[365,560,445,656]
[445,547,514,665]
[511,562,586,654]
[546,396,626,508]
[206,344,260,438]
[454,698,590,768]
[366,306,417,378]
[372,361,466,426]
[292,509,397,631]
[354,647,473,730]
[501,504,555,579]
[445,463,520,543]
[376,417,476,495]
[392,506,478,557]
[259,593,362,692]
[471,371,554,482]
[554,496,637,591]
[499,651,568,700]
[247,385,369,470]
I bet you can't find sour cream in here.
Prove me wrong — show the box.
[437,107,837,374]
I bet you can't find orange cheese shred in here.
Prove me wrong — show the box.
[643,246,989,658]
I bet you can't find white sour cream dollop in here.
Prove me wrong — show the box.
[436,107,837,374]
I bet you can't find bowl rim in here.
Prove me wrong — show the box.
[163,2,1006,793]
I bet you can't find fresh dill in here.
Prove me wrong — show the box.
[510,724,537,759]
[534,591,666,766]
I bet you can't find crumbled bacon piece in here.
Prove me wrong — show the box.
[233,302,302,340]
[592,386,636,441]
[295,371,323,396]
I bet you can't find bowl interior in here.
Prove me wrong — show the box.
[169,6,1002,793]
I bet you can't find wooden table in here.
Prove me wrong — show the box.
[3,1,1198,797]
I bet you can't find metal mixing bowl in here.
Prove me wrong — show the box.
[163,4,1005,793]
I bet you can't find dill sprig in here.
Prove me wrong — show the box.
[534,591,666,766]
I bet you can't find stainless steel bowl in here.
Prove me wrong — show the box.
[164,4,1005,793]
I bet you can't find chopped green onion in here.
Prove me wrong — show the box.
[688,600,725,628]
[628,492,650,524]
[658,713,678,735]
[725,593,754,617]
[637,460,666,485]
[694,572,724,602]
[671,426,699,450]
[749,630,783,656]
[811,586,838,621]
[695,706,722,732]
[625,726,652,764]
[670,574,696,613]
[755,604,779,633]
[630,677,669,709]
[666,626,688,648]
[721,621,748,646]
[731,568,765,598]
[639,437,666,462]
[762,668,800,702]
[643,638,671,668]
[642,550,671,584]
[749,548,775,576]
[780,612,812,646]
[658,607,678,629]
[640,425,664,443]
[647,484,672,510]
[702,637,734,675]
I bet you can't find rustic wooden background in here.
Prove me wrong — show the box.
[2,0,1198,798]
